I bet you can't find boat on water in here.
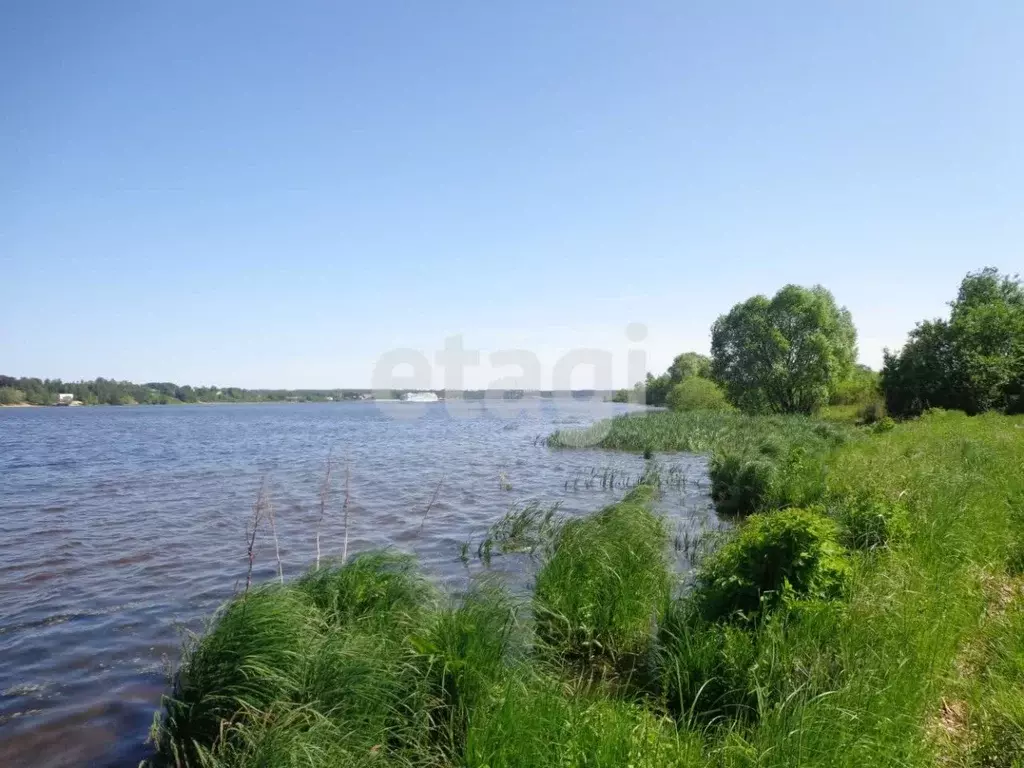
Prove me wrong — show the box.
[399,392,439,402]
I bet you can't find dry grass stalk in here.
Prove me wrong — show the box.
[244,482,266,595]
[341,459,352,563]
[315,453,334,571]
[419,474,446,532]
[260,478,284,584]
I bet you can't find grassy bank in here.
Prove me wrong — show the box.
[150,409,1024,767]
[550,410,851,516]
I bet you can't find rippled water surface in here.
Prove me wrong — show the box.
[0,401,715,767]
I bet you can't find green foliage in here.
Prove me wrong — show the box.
[666,377,731,412]
[828,491,908,550]
[883,268,1024,417]
[637,352,714,406]
[465,671,704,767]
[549,409,849,455]
[711,284,857,414]
[656,602,757,723]
[534,485,671,661]
[550,410,846,517]
[709,453,778,516]
[859,398,886,424]
[667,352,713,383]
[641,372,673,407]
[295,551,432,629]
[153,553,444,767]
[147,400,1024,768]
[0,386,26,404]
[610,388,630,403]
[830,364,880,406]
[694,507,849,622]
[412,586,518,759]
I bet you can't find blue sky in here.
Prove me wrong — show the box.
[2,2,1021,388]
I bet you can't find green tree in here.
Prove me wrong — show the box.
[666,377,731,412]
[883,268,1024,416]
[641,372,672,406]
[666,352,712,382]
[0,386,26,404]
[711,285,857,414]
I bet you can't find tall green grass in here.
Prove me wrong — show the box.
[533,484,671,662]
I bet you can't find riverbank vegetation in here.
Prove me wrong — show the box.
[149,409,1024,767]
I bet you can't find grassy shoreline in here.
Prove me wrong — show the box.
[149,409,1024,767]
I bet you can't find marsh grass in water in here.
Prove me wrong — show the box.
[550,411,850,516]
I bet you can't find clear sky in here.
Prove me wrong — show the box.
[2,2,1021,389]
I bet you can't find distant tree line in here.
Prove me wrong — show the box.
[0,377,374,406]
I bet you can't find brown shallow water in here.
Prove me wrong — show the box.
[0,400,715,767]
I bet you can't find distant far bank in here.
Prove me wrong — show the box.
[0,375,623,408]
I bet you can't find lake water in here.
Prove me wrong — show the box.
[0,401,715,767]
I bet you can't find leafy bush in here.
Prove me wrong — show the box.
[666,377,731,412]
[637,352,713,406]
[871,415,896,433]
[0,386,26,404]
[859,399,886,424]
[694,507,849,622]
[829,493,908,550]
[534,485,671,661]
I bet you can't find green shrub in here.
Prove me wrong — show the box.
[830,493,909,550]
[534,485,670,661]
[694,507,849,622]
[710,444,828,517]
[831,365,881,406]
[871,415,896,433]
[0,386,26,405]
[666,377,731,413]
[859,399,886,424]
[710,453,777,516]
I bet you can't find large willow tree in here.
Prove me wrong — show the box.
[711,285,857,414]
